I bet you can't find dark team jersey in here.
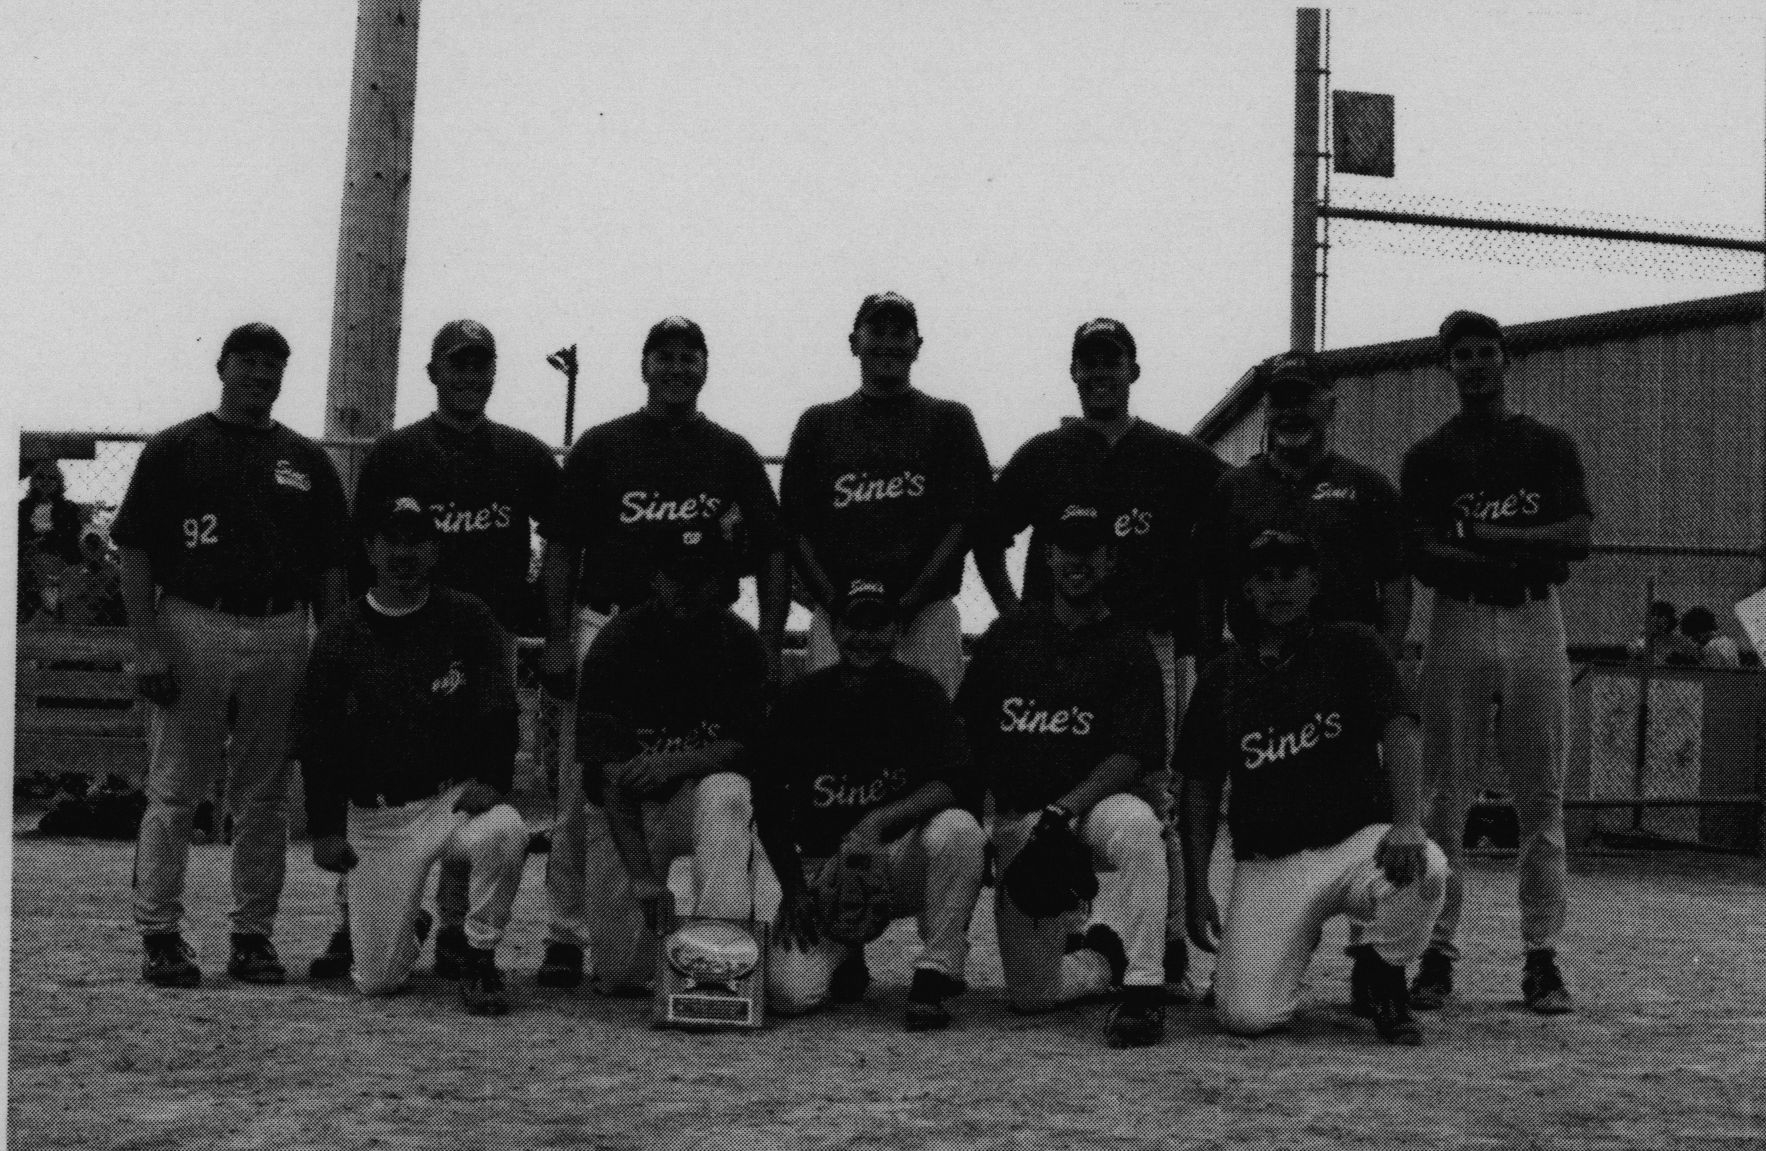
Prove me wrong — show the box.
[1195,451,1404,632]
[988,418,1225,646]
[293,587,518,838]
[781,389,992,602]
[110,414,349,606]
[350,415,560,632]
[1400,412,1593,596]
[955,601,1164,815]
[540,410,784,611]
[574,601,769,805]
[753,659,967,859]
[1179,623,1411,860]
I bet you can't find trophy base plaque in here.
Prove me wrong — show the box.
[652,916,769,1031]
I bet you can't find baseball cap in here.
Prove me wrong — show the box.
[652,525,732,576]
[1071,318,1137,361]
[1242,529,1317,571]
[431,319,497,362]
[1262,352,1331,403]
[1437,310,1504,352]
[1042,501,1114,551]
[643,315,708,357]
[835,578,895,630]
[852,292,918,333]
[219,322,291,362]
[365,494,439,542]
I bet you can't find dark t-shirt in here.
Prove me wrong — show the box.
[1196,451,1404,633]
[989,418,1226,647]
[110,415,349,605]
[574,601,769,804]
[293,587,517,838]
[540,410,783,611]
[1180,623,1411,860]
[781,389,992,601]
[956,602,1164,815]
[753,659,967,858]
[1399,412,1593,596]
[351,415,560,632]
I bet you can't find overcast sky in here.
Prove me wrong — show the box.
[5,2,1763,481]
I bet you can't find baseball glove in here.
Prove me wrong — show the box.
[813,850,896,945]
[1002,807,1098,920]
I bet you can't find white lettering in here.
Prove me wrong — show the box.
[618,490,721,525]
[1313,482,1357,501]
[999,696,1096,736]
[1451,488,1542,522]
[831,470,929,510]
[1239,711,1344,770]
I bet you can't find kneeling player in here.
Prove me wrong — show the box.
[754,579,986,1030]
[956,502,1170,1048]
[294,496,529,1014]
[586,527,777,993]
[1179,530,1446,1044]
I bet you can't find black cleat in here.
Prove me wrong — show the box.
[432,923,470,978]
[1522,949,1574,1015]
[1352,946,1422,1045]
[307,927,353,981]
[1105,986,1167,1048]
[829,951,872,1004]
[534,940,584,989]
[226,933,286,984]
[1408,947,1454,1011]
[142,932,201,988]
[903,968,965,1032]
[459,948,510,1016]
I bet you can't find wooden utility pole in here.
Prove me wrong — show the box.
[1290,8,1324,354]
[323,0,421,494]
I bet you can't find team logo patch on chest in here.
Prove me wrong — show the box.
[999,696,1094,736]
[1240,711,1342,769]
[431,660,466,696]
[273,460,312,491]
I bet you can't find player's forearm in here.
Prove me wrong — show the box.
[1057,753,1140,820]
[1378,577,1413,656]
[631,740,746,785]
[1380,715,1426,828]
[1179,775,1221,894]
[792,537,836,609]
[900,523,967,614]
[541,544,577,643]
[314,566,347,624]
[757,551,790,645]
[601,778,662,884]
[1465,514,1591,561]
[974,543,1019,614]
[862,780,957,845]
[117,547,160,650]
[752,798,809,895]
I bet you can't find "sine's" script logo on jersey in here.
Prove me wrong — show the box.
[620,490,724,524]
[832,470,926,508]
[273,461,311,492]
[1312,482,1358,501]
[999,696,1094,736]
[812,765,908,808]
[1240,711,1343,770]
[431,660,465,696]
[1452,488,1541,521]
[636,720,723,754]
[431,501,513,533]
[1114,507,1152,536]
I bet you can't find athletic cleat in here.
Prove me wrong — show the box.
[1522,949,1574,1015]
[226,933,286,984]
[829,951,872,1004]
[534,941,584,989]
[142,932,202,988]
[459,948,510,1016]
[307,927,353,981]
[1352,947,1423,1045]
[1105,986,1167,1048]
[903,968,965,1032]
[1408,947,1454,1011]
[1348,945,1377,1018]
[432,923,470,979]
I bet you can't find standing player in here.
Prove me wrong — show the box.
[1195,351,1410,659]
[782,291,994,698]
[308,319,560,982]
[1400,310,1591,1015]
[957,502,1169,1047]
[533,316,789,989]
[977,317,1225,995]
[1180,530,1446,1044]
[585,526,776,993]
[754,578,986,1030]
[112,322,349,988]
[294,495,528,1014]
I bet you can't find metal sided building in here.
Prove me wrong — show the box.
[1192,290,1766,654]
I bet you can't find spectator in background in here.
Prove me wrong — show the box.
[19,460,86,623]
[47,529,126,628]
[1678,606,1740,668]
[1627,601,1700,665]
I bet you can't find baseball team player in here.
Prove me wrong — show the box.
[534,316,789,989]
[581,526,778,994]
[1195,351,1410,658]
[1400,310,1591,1015]
[1179,530,1446,1044]
[956,501,1170,1047]
[310,318,561,982]
[753,578,986,1030]
[113,322,350,989]
[781,291,994,698]
[977,317,1226,996]
[293,495,528,1014]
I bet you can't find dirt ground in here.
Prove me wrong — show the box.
[8,831,1764,1151]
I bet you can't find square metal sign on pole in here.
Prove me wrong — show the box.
[1333,90,1394,177]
